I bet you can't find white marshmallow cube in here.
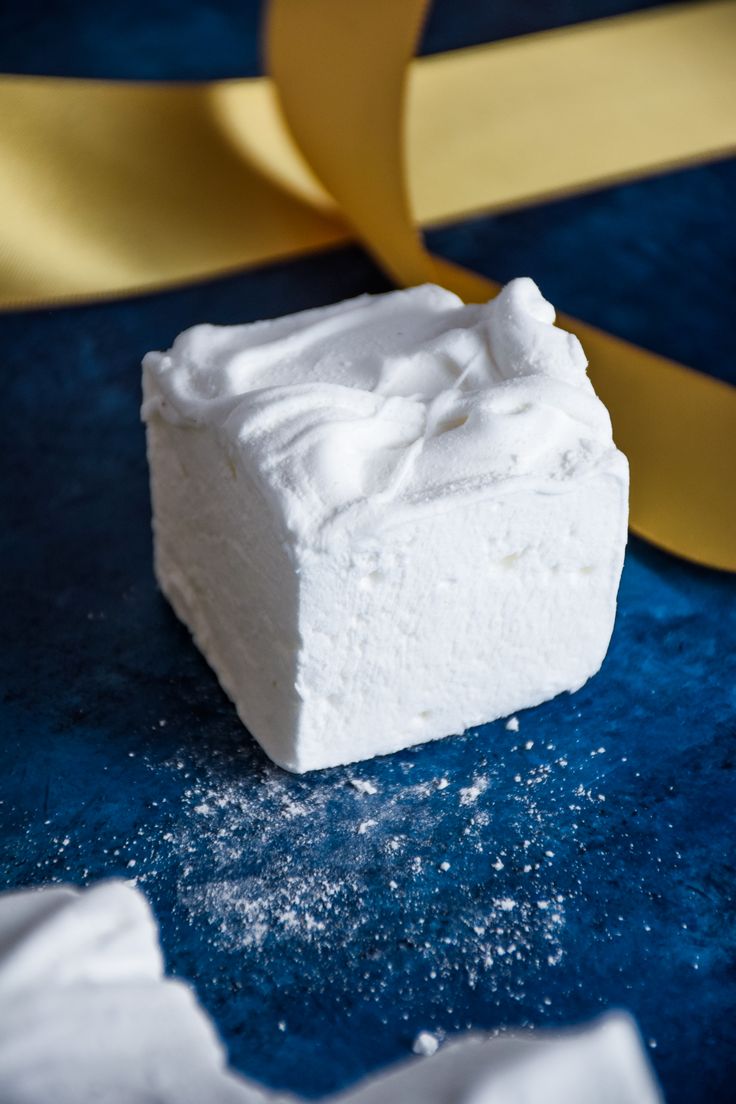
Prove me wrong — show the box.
[142,281,628,772]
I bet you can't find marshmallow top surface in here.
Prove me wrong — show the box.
[143,279,626,546]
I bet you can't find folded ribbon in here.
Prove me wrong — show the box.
[268,0,736,572]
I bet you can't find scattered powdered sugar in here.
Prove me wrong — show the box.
[181,871,352,950]
[459,776,488,805]
[15,705,695,1066]
[129,726,601,1023]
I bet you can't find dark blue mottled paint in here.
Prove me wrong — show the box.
[1,0,672,79]
[1,3,736,1101]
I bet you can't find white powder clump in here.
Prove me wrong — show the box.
[413,1031,439,1056]
[349,778,378,795]
[459,777,488,806]
[505,716,520,732]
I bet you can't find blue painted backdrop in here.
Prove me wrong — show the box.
[1,3,735,1102]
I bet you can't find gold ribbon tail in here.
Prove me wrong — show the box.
[268,0,736,571]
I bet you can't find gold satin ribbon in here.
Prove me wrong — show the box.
[268,0,736,572]
[1,2,734,568]
[3,2,735,308]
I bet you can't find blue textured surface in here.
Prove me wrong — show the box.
[2,3,736,1102]
[1,0,672,79]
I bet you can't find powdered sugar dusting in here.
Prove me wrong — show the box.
[22,701,696,1067]
[133,725,602,1016]
[459,776,488,805]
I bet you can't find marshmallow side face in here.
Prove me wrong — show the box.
[143,280,628,772]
